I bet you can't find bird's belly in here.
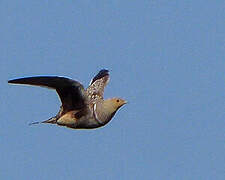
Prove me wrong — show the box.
[57,111,102,129]
[76,117,103,129]
[57,112,76,126]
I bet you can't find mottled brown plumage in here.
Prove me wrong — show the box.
[8,69,126,129]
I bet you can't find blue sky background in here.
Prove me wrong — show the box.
[1,0,225,179]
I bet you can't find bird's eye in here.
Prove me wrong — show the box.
[116,99,120,102]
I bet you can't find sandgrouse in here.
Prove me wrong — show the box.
[8,69,126,129]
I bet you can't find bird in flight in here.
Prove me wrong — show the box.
[8,69,126,129]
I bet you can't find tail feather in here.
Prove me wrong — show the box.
[29,117,57,126]
[29,121,41,125]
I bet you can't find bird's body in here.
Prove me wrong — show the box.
[8,69,126,129]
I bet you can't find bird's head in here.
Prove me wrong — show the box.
[103,98,127,113]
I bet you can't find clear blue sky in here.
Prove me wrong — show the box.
[1,0,225,179]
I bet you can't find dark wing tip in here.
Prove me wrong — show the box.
[8,77,37,84]
[8,78,25,84]
[91,69,109,85]
[8,78,27,84]
[8,79,16,83]
[8,76,78,90]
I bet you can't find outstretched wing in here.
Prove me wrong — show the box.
[86,69,109,102]
[8,76,88,114]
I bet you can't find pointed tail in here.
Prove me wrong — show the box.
[29,117,57,126]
